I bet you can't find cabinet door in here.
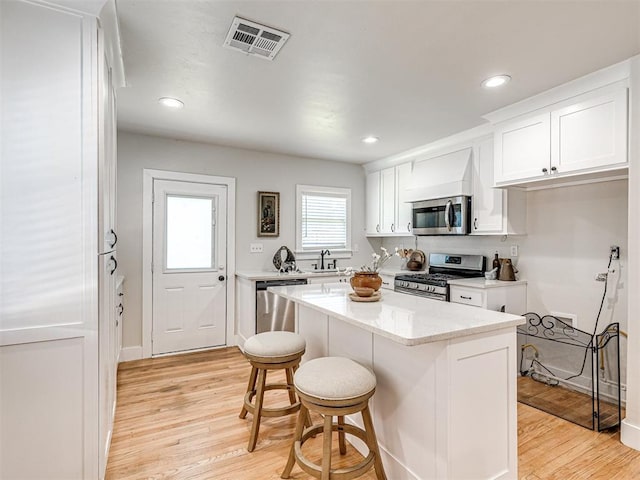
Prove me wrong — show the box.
[365,171,381,234]
[395,163,413,234]
[380,167,396,233]
[551,87,628,174]
[494,112,551,184]
[472,138,504,233]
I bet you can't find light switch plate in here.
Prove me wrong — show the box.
[250,243,263,253]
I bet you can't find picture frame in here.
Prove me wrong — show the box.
[257,191,280,237]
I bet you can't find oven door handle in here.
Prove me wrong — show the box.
[445,200,453,232]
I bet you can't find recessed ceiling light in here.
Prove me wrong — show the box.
[481,75,511,88]
[362,136,379,144]
[158,97,184,108]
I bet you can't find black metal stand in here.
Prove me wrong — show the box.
[517,312,621,431]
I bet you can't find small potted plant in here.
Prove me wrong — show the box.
[348,247,395,294]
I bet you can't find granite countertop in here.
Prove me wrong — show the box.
[268,283,525,346]
[447,277,528,288]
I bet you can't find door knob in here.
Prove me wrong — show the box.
[218,275,225,281]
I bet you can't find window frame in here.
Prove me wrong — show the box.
[295,184,352,260]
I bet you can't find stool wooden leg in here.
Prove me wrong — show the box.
[338,415,346,455]
[281,403,308,479]
[321,414,333,480]
[247,368,266,452]
[239,366,258,419]
[285,367,297,405]
[361,404,387,480]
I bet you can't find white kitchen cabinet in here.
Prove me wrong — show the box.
[494,84,628,187]
[449,280,527,315]
[236,276,257,345]
[0,2,122,479]
[471,137,526,235]
[365,163,413,236]
[379,272,395,290]
[365,170,381,234]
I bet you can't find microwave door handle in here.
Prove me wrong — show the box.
[445,200,453,231]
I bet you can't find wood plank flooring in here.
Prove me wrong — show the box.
[107,347,640,480]
[518,375,623,430]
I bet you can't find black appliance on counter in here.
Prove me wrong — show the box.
[394,253,485,301]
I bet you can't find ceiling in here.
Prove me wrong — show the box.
[116,0,640,164]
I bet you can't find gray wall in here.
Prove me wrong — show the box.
[117,131,373,348]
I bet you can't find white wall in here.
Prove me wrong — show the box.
[382,180,629,386]
[117,131,372,349]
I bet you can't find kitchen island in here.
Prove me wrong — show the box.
[268,283,525,480]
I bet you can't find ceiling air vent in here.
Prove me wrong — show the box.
[223,17,290,61]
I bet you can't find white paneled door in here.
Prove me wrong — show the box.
[152,180,228,355]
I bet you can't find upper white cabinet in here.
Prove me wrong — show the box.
[366,163,412,236]
[494,84,628,187]
[471,137,526,235]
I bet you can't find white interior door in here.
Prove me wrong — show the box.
[152,180,228,355]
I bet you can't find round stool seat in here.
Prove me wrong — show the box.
[282,356,386,479]
[295,356,376,401]
[244,331,306,361]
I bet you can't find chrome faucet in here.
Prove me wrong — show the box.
[320,249,331,270]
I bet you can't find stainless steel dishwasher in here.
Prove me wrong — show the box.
[255,278,308,333]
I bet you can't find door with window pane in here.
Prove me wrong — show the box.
[152,180,227,355]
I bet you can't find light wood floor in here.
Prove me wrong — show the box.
[107,347,640,480]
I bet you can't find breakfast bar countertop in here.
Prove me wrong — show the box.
[268,283,525,346]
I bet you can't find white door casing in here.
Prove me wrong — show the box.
[152,180,228,355]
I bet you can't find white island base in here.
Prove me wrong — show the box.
[270,284,523,480]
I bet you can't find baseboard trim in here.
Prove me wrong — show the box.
[621,419,640,451]
[119,346,143,362]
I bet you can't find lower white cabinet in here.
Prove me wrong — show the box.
[296,304,518,479]
[449,280,527,315]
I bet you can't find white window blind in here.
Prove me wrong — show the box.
[296,185,351,255]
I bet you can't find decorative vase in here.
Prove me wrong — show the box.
[350,271,382,292]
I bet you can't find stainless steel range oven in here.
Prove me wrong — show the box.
[394,253,485,300]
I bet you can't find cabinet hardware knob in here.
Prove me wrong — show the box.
[542,167,548,173]
[218,275,225,281]
[109,255,117,275]
[108,229,118,248]
[391,223,395,232]
[461,295,472,300]
[551,166,557,172]
[474,218,478,230]
[376,224,380,232]
[407,222,411,231]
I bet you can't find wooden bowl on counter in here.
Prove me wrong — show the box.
[352,286,375,297]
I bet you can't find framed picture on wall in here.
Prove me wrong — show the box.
[258,191,280,237]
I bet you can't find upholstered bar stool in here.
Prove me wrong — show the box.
[282,356,387,480]
[239,331,306,452]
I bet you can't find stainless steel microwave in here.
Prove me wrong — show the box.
[411,195,471,235]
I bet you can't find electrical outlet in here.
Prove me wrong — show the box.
[510,245,519,257]
[354,244,359,253]
[250,243,263,253]
[610,245,620,259]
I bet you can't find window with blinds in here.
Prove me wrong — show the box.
[296,185,351,254]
